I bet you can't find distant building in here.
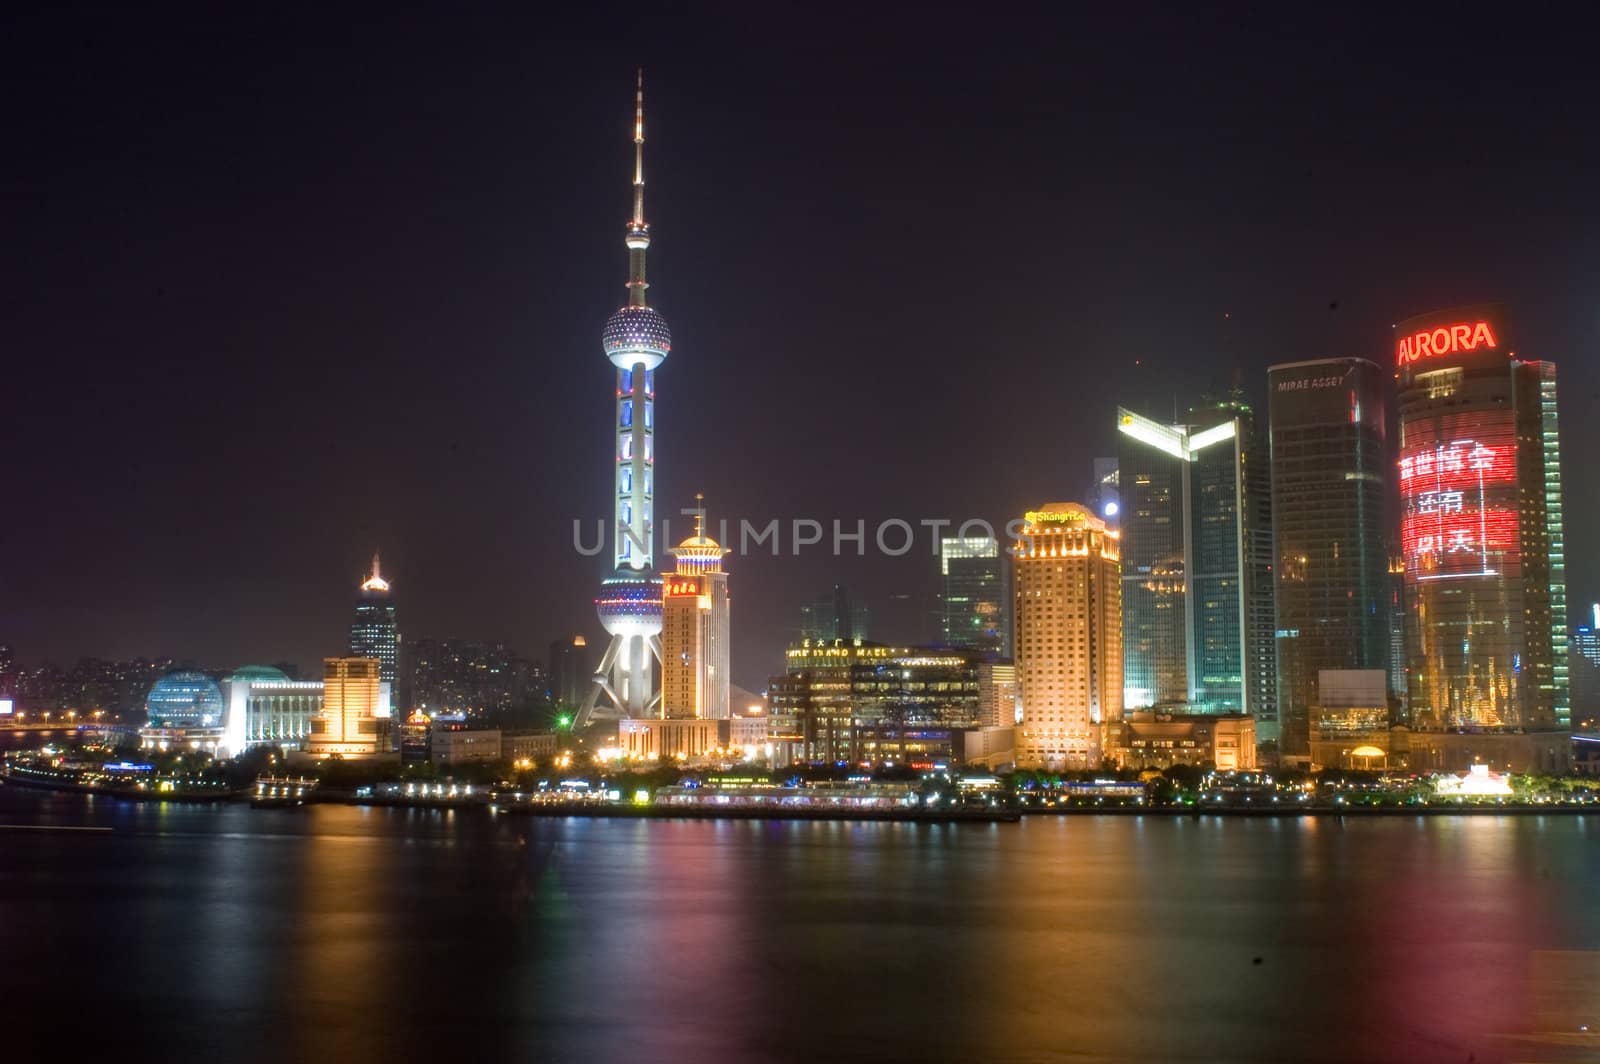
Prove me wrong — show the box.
[1387,554,1408,715]
[616,717,719,761]
[399,710,431,765]
[1090,457,1120,524]
[938,534,1011,656]
[349,554,400,686]
[430,723,502,766]
[1396,304,1568,768]
[1012,503,1123,770]
[407,639,537,718]
[505,731,559,763]
[1569,604,1600,730]
[1267,358,1390,761]
[547,636,591,710]
[977,660,1018,728]
[307,657,385,758]
[799,585,868,643]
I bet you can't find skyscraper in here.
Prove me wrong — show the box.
[938,534,1010,656]
[660,501,731,721]
[799,585,868,643]
[1267,358,1389,761]
[1396,304,1570,771]
[348,553,399,685]
[1116,397,1275,735]
[547,635,590,710]
[1116,415,1186,709]
[1012,503,1122,770]
[579,73,671,727]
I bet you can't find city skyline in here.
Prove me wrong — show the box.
[6,11,1599,695]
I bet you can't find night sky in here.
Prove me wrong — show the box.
[5,7,1598,691]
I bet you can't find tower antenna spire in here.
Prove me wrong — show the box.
[624,69,651,307]
[694,492,705,539]
[633,68,645,226]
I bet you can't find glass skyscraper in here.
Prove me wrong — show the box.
[349,554,399,685]
[1266,358,1390,760]
[938,535,1010,657]
[1116,420,1186,709]
[1116,395,1275,736]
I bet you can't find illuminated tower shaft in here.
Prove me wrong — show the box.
[580,72,672,727]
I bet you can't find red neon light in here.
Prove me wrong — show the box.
[1398,441,1515,487]
[664,578,700,597]
[1396,320,1497,366]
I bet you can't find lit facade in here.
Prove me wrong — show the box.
[1396,304,1568,752]
[977,660,1018,727]
[659,506,731,722]
[1307,668,1391,771]
[767,641,982,765]
[1267,358,1390,760]
[580,73,670,726]
[1012,503,1122,770]
[307,657,384,758]
[140,670,225,753]
[349,553,399,686]
[938,535,1011,656]
[1116,398,1275,735]
[221,665,323,753]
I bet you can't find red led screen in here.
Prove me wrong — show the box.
[1399,409,1520,581]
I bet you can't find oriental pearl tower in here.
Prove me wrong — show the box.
[577,72,670,727]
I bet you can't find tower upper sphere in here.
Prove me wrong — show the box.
[603,304,671,370]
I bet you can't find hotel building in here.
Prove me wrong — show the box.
[1012,503,1122,770]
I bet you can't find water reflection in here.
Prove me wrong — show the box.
[0,789,1596,1063]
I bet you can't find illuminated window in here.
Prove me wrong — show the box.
[621,368,634,392]
[621,403,633,428]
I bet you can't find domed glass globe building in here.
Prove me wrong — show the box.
[145,671,224,728]
[141,670,227,754]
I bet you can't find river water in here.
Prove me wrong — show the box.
[0,786,1596,1063]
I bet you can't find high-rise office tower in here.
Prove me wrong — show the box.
[308,657,383,758]
[579,74,671,727]
[1012,503,1122,769]
[1117,416,1187,709]
[1571,604,1600,729]
[660,501,731,720]
[938,535,1010,656]
[1267,358,1390,760]
[1116,396,1275,734]
[349,553,399,686]
[547,635,590,710]
[1396,304,1569,770]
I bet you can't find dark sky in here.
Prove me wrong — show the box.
[5,6,1598,691]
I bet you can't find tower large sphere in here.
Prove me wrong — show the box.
[603,305,671,370]
[595,572,664,638]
